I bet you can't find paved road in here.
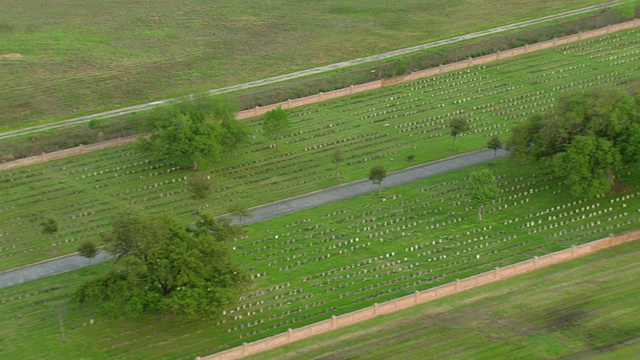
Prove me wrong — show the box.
[0,2,618,141]
[0,149,507,289]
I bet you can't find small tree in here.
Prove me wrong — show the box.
[368,165,387,197]
[329,147,345,177]
[487,135,502,156]
[449,116,470,150]
[229,200,253,225]
[262,106,291,152]
[469,170,500,222]
[187,172,213,200]
[78,240,98,266]
[41,218,58,234]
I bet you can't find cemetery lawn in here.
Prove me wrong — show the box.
[1,26,640,271]
[0,0,611,128]
[1,158,639,359]
[245,239,640,360]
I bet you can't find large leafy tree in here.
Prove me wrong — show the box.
[554,136,621,198]
[468,170,500,222]
[262,106,291,152]
[507,86,639,197]
[137,96,249,169]
[73,211,250,318]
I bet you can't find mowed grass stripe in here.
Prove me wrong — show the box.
[244,239,640,360]
[1,27,639,271]
[0,0,614,127]
[0,158,639,359]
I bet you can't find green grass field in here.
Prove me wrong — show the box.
[1,157,639,359]
[0,0,612,128]
[1,26,639,271]
[245,238,640,360]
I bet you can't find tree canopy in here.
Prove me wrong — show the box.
[137,96,249,169]
[553,136,621,198]
[77,240,98,266]
[468,170,500,222]
[187,172,213,200]
[487,135,502,156]
[262,106,291,151]
[449,116,470,150]
[229,200,252,225]
[73,211,250,318]
[507,86,640,197]
[368,165,387,197]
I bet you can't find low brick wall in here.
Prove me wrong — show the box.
[4,19,638,173]
[199,228,640,360]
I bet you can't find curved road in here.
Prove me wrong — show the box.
[0,149,507,289]
[0,2,619,141]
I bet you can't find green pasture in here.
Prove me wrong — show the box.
[0,0,613,127]
[1,157,639,359]
[247,237,640,360]
[1,27,640,271]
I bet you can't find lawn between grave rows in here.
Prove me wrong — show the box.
[246,237,640,360]
[0,0,613,128]
[1,26,640,272]
[1,158,639,360]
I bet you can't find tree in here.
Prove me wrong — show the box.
[449,116,470,150]
[553,136,621,198]
[469,170,500,222]
[262,106,291,152]
[368,165,387,197]
[137,95,249,169]
[73,211,250,318]
[78,240,98,266]
[229,200,252,225]
[187,172,213,200]
[41,218,58,234]
[487,135,502,156]
[507,87,640,197]
[329,147,345,178]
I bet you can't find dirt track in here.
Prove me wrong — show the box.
[0,2,619,141]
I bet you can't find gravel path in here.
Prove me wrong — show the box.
[0,149,506,289]
[0,2,618,141]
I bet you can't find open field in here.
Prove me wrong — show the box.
[2,26,640,271]
[245,238,640,360]
[0,0,615,128]
[1,157,639,359]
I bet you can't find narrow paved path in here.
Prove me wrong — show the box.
[0,2,618,141]
[0,149,506,289]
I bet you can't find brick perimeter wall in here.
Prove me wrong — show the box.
[2,19,639,173]
[199,228,640,360]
